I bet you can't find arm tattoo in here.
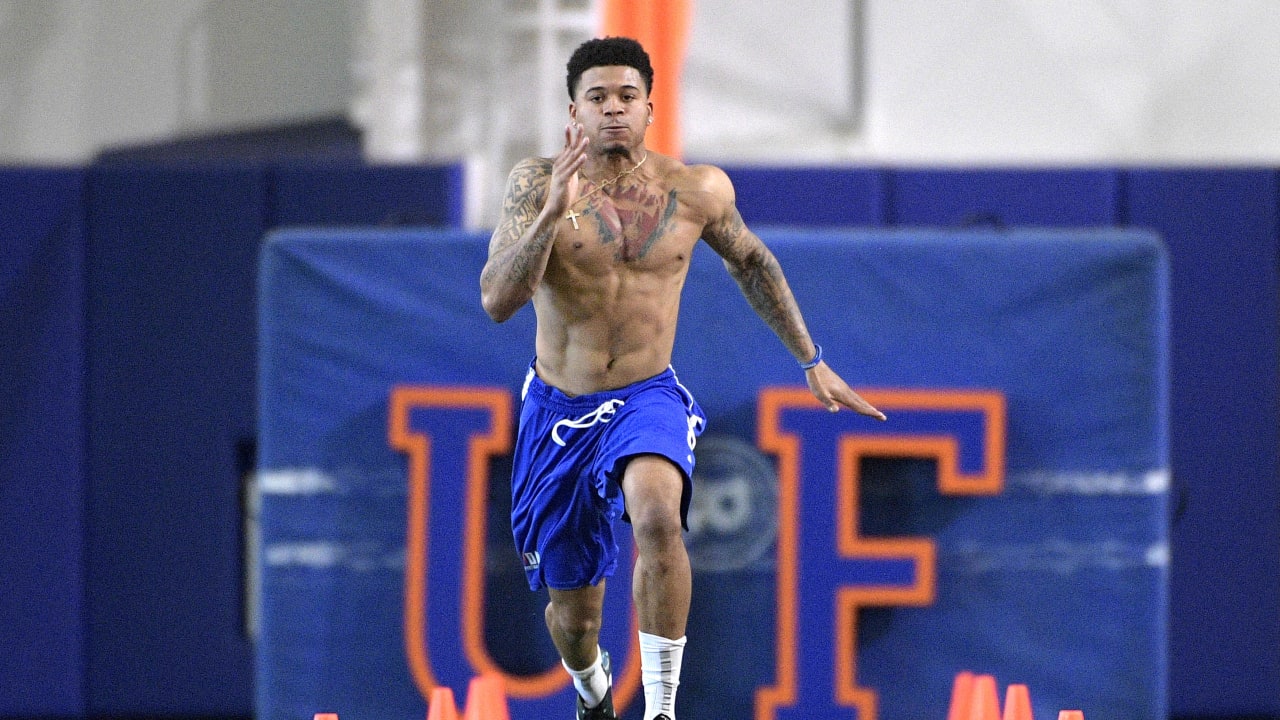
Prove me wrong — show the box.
[707,205,813,359]
[707,204,747,242]
[491,160,548,248]
[729,247,813,356]
[482,160,554,289]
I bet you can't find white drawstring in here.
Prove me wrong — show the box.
[551,399,626,446]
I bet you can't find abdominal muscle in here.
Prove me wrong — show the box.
[531,268,685,396]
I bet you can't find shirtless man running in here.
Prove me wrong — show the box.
[480,36,885,720]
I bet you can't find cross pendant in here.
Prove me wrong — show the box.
[565,209,581,230]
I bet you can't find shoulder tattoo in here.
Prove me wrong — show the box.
[494,159,551,242]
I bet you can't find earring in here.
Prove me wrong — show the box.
[647,116,653,125]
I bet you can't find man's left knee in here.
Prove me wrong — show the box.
[623,455,685,542]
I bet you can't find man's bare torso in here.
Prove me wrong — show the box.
[532,153,719,395]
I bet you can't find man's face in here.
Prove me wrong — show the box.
[570,65,652,153]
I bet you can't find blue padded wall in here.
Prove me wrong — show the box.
[85,164,265,716]
[0,168,88,717]
[1126,169,1280,717]
[270,163,466,228]
[888,169,1121,227]
[722,167,887,226]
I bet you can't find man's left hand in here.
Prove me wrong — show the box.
[805,362,887,420]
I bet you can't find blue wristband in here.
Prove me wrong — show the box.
[800,343,823,370]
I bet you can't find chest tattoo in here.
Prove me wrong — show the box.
[594,187,678,261]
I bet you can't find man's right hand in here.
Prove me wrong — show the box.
[547,122,589,217]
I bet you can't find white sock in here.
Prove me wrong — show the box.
[639,631,686,720]
[563,646,610,709]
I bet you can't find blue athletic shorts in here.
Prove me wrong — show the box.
[510,361,707,591]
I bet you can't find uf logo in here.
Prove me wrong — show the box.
[756,388,1005,720]
[389,385,1005,720]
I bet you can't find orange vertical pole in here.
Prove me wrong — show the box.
[601,0,692,159]
[602,0,651,42]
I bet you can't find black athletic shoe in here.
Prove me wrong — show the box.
[575,650,618,720]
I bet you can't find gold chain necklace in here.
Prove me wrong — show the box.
[564,153,648,230]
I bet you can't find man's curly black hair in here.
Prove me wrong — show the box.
[566,36,654,100]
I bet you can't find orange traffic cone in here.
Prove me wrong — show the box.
[947,671,976,720]
[427,687,461,720]
[1003,684,1033,720]
[1057,712,1084,720]
[463,674,511,720]
[967,674,1001,720]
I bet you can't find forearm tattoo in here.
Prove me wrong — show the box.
[730,249,812,355]
[710,207,811,357]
